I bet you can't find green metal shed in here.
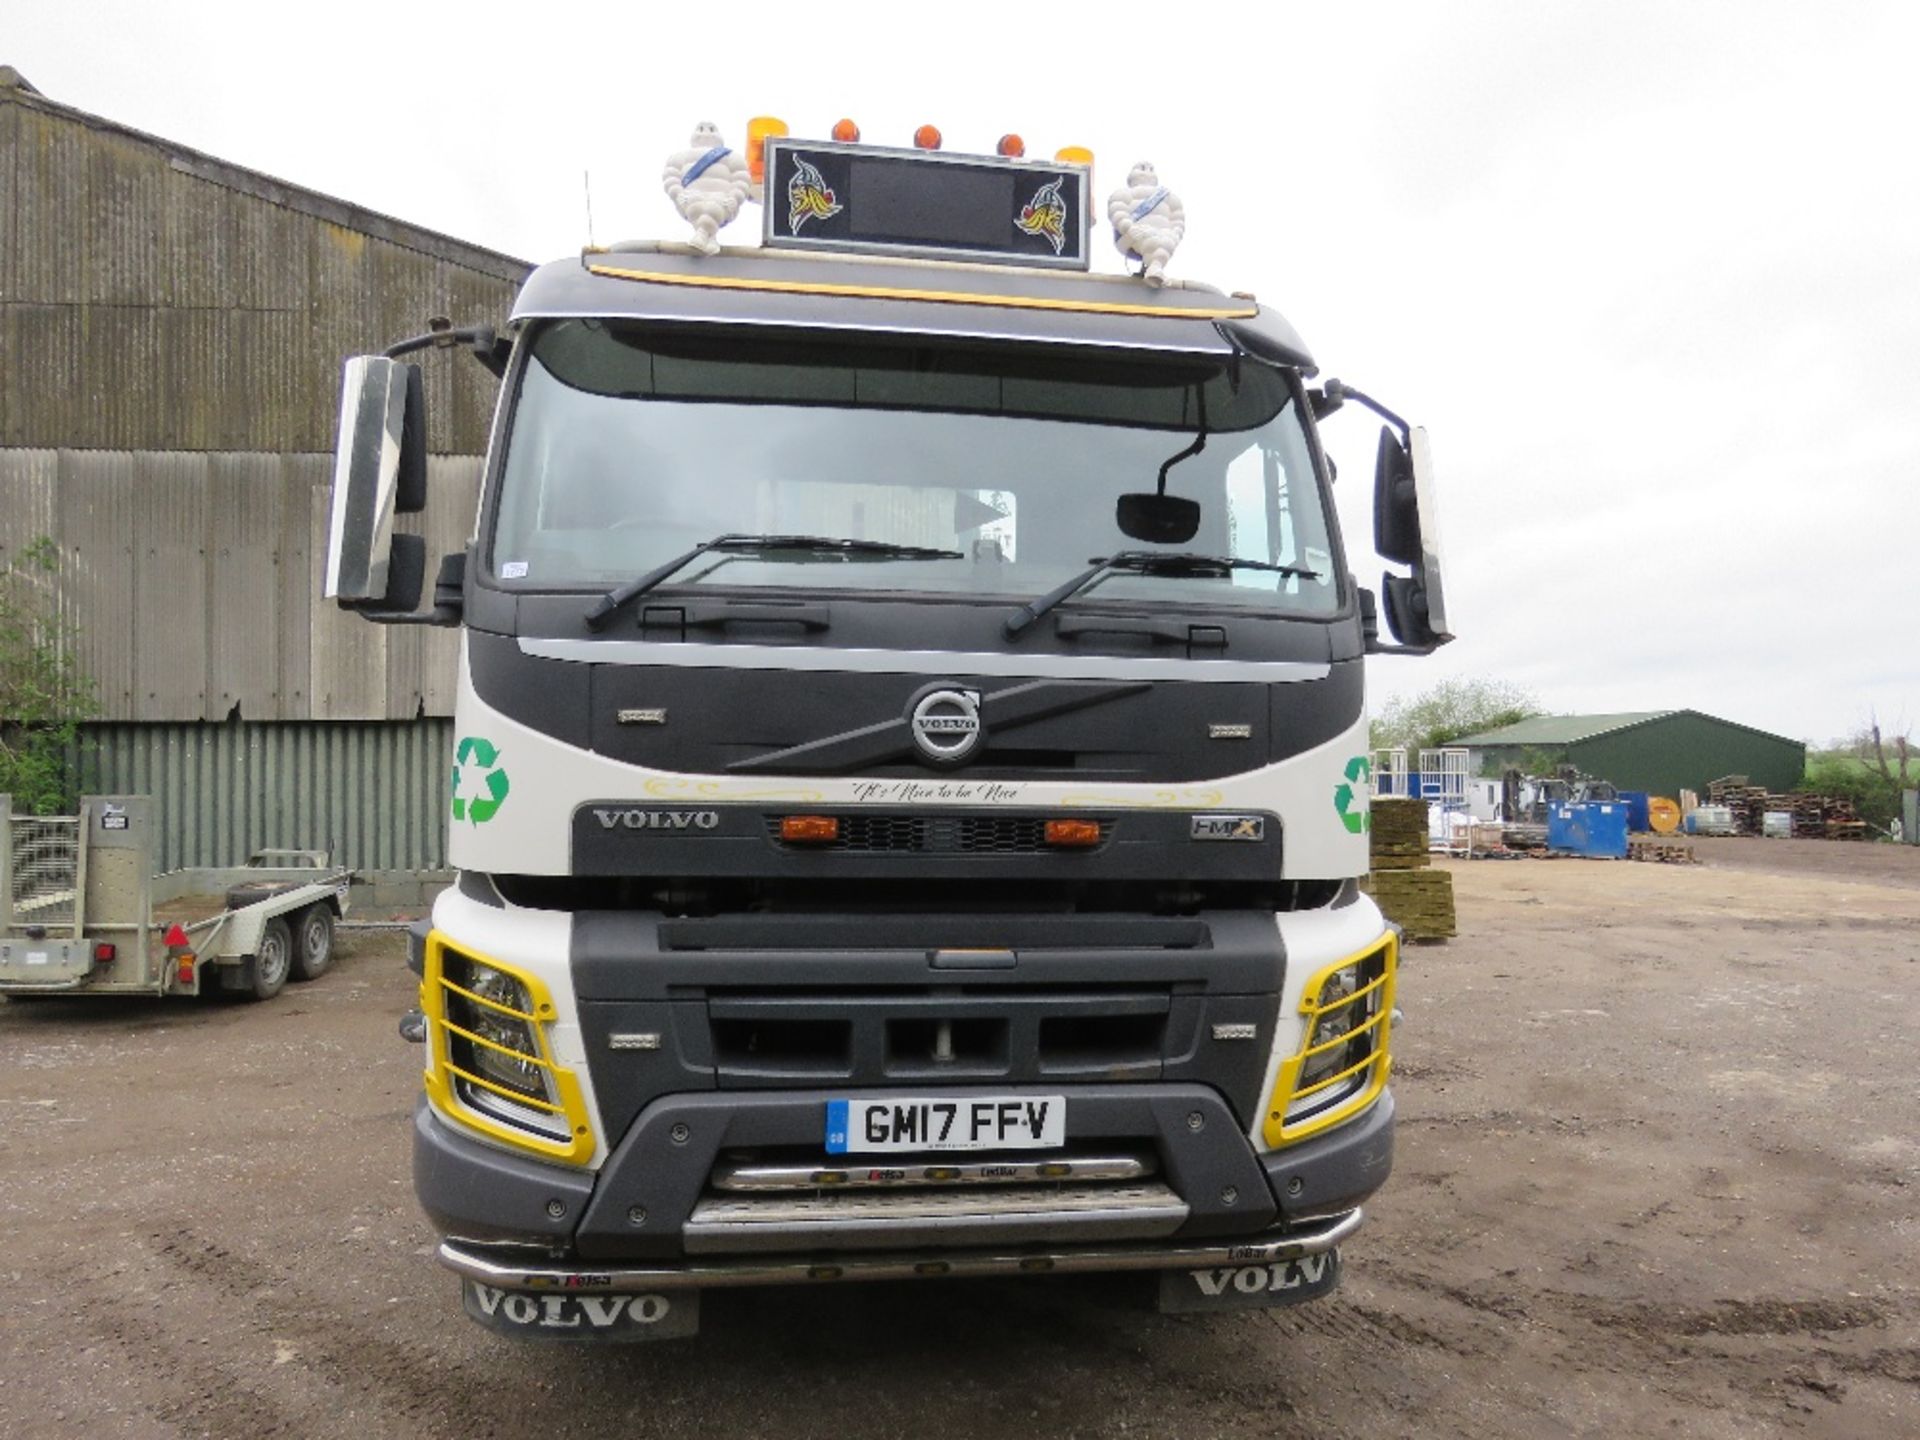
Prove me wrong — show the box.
[1452,711,1805,798]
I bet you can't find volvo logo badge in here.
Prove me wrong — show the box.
[910,689,984,765]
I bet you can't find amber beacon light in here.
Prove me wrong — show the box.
[745,115,789,184]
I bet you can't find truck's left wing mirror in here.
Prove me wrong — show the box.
[324,356,431,618]
[1371,425,1453,652]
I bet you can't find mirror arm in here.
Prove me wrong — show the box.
[384,319,510,379]
[356,549,466,627]
[1321,379,1409,447]
[1153,382,1210,495]
[1358,586,1432,655]
[1366,636,1441,657]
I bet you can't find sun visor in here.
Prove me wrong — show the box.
[1216,311,1317,375]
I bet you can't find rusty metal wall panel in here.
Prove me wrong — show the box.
[75,719,452,872]
[206,453,285,719]
[0,100,16,309]
[306,478,387,719]
[0,446,56,556]
[278,454,322,718]
[52,449,137,717]
[2,446,479,723]
[2,97,523,452]
[10,103,85,305]
[130,452,210,719]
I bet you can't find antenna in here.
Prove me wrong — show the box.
[583,170,597,249]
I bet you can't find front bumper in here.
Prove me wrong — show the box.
[414,1082,1393,1268]
[437,1206,1362,1294]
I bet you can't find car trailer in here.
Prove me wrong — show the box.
[0,795,350,1001]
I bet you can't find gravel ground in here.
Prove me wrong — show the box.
[1,843,1915,1439]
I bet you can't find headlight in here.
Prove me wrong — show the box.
[424,937,595,1164]
[1263,933,1396,1147]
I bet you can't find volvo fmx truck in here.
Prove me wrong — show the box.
[323,130,1452,1340]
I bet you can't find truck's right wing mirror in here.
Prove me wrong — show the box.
[324,356,427,612]
[1371,424,1453,651]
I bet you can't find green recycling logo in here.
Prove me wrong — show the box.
[1334,755,1371,834]
[450,736,510,825]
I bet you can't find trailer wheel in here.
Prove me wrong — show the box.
[246,917,293,1001]
[291,904,335,981]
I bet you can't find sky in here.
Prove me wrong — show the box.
[9,0,1918,746]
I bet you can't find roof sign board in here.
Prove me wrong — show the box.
[763,139,1090,270]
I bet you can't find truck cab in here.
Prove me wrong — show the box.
[326,133,1450,1339]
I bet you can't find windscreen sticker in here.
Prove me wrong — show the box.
[499,561,529,580]
[451,736,511,825]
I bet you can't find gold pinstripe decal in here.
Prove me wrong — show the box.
[583,262,1259,321]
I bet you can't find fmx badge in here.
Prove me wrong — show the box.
[1191,814,1265,842]
[451,736,510,825]
[1334,755,1371,834]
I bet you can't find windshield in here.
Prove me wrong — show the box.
[491,320,1342,617]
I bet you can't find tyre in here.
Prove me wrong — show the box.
[291,904,334,982]
[246,916,293,1001]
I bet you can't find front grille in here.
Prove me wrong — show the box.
[707,988,1171,1086]
[767,813,1109,854]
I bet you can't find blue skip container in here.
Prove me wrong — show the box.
[1548,802,1630,859]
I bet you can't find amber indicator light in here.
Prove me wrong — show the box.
[1044,819,1102,848]
[780,815,841,843]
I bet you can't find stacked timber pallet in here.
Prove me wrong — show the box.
[1628,839,1698,865]
[1706,776,1864,839]
[1363,797,1457,941]
[1708,776,1772,835]
[1369,797,1431,869]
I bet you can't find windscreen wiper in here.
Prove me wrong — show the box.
[585,533,964,630]
[1004,551,1323,638]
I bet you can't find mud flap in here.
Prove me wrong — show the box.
[461,1280,699,1341]
[1156,1248,1342,1313]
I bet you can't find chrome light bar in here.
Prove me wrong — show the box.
[710,1151,1154,1192]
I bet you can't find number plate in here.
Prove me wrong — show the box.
[826,1096,1066,1154]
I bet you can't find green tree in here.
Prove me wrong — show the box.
[0,537,96,814]
[1371,678,1543,754]
[1798,756,1900,833]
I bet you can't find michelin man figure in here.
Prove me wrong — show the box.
[1108,162,1186,286]
[662,122,751,254]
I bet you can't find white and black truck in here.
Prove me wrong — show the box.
[324,128,1451,1340]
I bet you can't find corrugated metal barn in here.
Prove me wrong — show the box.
[0,68,529,868]
[1454,711,1806,799]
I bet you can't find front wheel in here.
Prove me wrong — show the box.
[247,917,293,1001]
[291,905,334,982]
